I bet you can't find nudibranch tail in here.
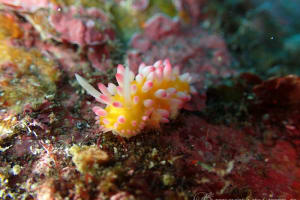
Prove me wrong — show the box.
[75,59,193,138]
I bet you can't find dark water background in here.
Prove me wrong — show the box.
[209,0,300,77]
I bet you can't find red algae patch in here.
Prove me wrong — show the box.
[254,75,300,107]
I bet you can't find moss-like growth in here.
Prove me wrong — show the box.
[70,145,109,174]
[0,13,60,114]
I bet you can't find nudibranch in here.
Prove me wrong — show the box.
[75,59,195,138]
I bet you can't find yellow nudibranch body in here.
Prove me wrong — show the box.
[76,59,194,138]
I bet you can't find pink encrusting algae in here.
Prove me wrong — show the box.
[76,59,194,138]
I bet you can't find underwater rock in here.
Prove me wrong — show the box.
[253,75,300,107]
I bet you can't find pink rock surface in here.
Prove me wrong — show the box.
[0,0,56,12]
[143,14,179,40]
[49,6,114,46]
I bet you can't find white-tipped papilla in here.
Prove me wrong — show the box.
[75,74,105,104]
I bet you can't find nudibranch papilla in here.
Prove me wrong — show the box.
[75,59,195,138]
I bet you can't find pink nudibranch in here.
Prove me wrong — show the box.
[75,59,194,138]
